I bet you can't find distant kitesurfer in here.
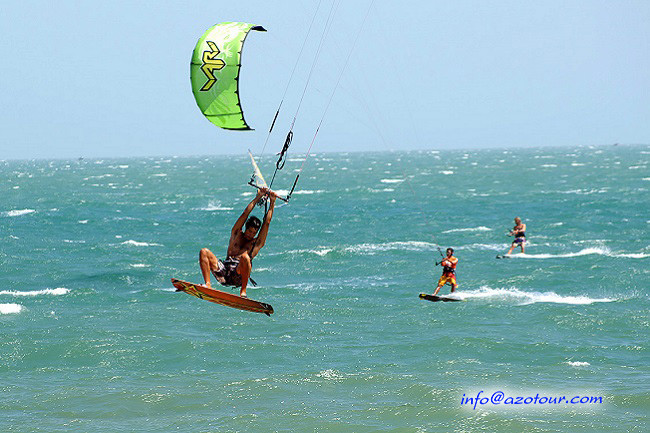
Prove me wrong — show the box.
[505,217,527,255]
[199,187,277,297]
[432,248,458,296]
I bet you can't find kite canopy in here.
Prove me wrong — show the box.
[190,22,266,130]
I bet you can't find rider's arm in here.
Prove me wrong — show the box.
[232,189,265,235]
[251,192,277,257]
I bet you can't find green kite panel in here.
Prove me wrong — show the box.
[190,22,266,130]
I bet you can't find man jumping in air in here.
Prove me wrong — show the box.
[198,187,278,297]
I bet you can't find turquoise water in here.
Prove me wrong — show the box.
[1,145,648,432]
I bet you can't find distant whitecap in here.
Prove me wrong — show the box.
[198,200,234,211]
[443,226,491,233]
[0,303,24,314]
[120,240,163,247]
[0,288,69,297]
[566,361,590,367]
[2,209,35,217]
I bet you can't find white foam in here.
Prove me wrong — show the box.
[83,174,113,180]
[287,247,335,256]
[121,240,162,247]
[457,286,615,305]
[274,189,290,197]
[345,241,437,254]
[286,241,439,257]
[0,288,70,297]
[443,226,492,234]
[553,188,609,195]
[129,264,150,268]
[311,247,334,256]
[380,178,404,184]
[199,200,234,211]
[316,369,344,381]
[566,361,591,367]
[464,243,508,251]
[509,248,649,259]
[439,170,454,175]
[615,252,650,258]
[0,303,24,314]
[2,209,35,217]
[368,188,396,193]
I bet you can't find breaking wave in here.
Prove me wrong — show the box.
[0,303,24,314]
[0,288,69,297]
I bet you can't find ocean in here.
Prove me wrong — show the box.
[1,144,648,432]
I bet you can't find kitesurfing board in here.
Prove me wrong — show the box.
[171,278,274,316]
[495,254,511,259]
[419,293,463,303]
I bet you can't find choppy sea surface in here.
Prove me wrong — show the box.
[1,145,648,432]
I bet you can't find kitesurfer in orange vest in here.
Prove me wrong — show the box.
[432,248,459,296]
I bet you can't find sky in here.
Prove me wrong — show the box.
[1,0,649,160]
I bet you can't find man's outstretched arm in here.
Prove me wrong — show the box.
[251,191,277,257]
[232,188,265,235]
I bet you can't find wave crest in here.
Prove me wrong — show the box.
[0,303,24,314]
[0,288,69,297]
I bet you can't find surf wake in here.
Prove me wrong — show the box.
[508,247,649,259]
[457,286,615,305]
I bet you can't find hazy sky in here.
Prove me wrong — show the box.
[1,0,648,160]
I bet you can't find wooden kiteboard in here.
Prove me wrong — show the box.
[171,278,274,316]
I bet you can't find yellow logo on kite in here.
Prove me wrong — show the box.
[200,41,225,91]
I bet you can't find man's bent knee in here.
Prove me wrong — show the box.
[239,252,251,265]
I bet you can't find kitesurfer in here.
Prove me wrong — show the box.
[199,187,278,297]
[505,217,527,255]
[432,248,459,296]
